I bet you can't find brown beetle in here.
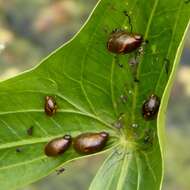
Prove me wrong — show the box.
[107,31,143,54]
[142,94,160,120]
[45,135,72,157]
[73,132,109,154]
[45,96,57,116]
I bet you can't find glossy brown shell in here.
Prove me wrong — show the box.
[45,135,72,157]
[44,96,57,116]
[107,31,143,54]
[142,94,160,120]
[73,132,109,154]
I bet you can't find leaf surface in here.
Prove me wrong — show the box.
[0,0,189,190]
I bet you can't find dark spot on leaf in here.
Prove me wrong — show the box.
[56,167,65,175]
[114,55,123,68]
[164,58,170,74]
[27,126,34,136]
[16,147,23,153]
[134,77,140,83]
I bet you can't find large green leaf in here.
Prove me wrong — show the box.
[0,0,189,190]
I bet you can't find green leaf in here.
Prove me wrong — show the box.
[90,143,161,190]
[0,0,189,190]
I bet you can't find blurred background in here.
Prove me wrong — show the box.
[0,0,189,190]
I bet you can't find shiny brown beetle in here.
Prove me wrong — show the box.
[45,96,57,116]
[142,94,160,120]
[45,135,72,157]
[73,132,109,154]
[107,31,143,54]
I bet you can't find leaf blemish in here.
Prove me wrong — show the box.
[164,58,170,74]
[27,126,34,136]
[16,147,23,153]
[134,77,140,83]
[114,55,123,68]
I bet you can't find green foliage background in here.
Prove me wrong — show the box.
[0,1,190,190]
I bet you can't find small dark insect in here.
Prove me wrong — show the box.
[56,167,65,175]
[134,77,140,83]
[16,147,23,153]
[123,10,133,33]
[73,132,109,154]
[142,94,160,120]
[45,96,57,116]
[144,39,149,44]
[45,135,72,157]
[164,58,170,74]
[27,126,34,136]
[107,31,143,54]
